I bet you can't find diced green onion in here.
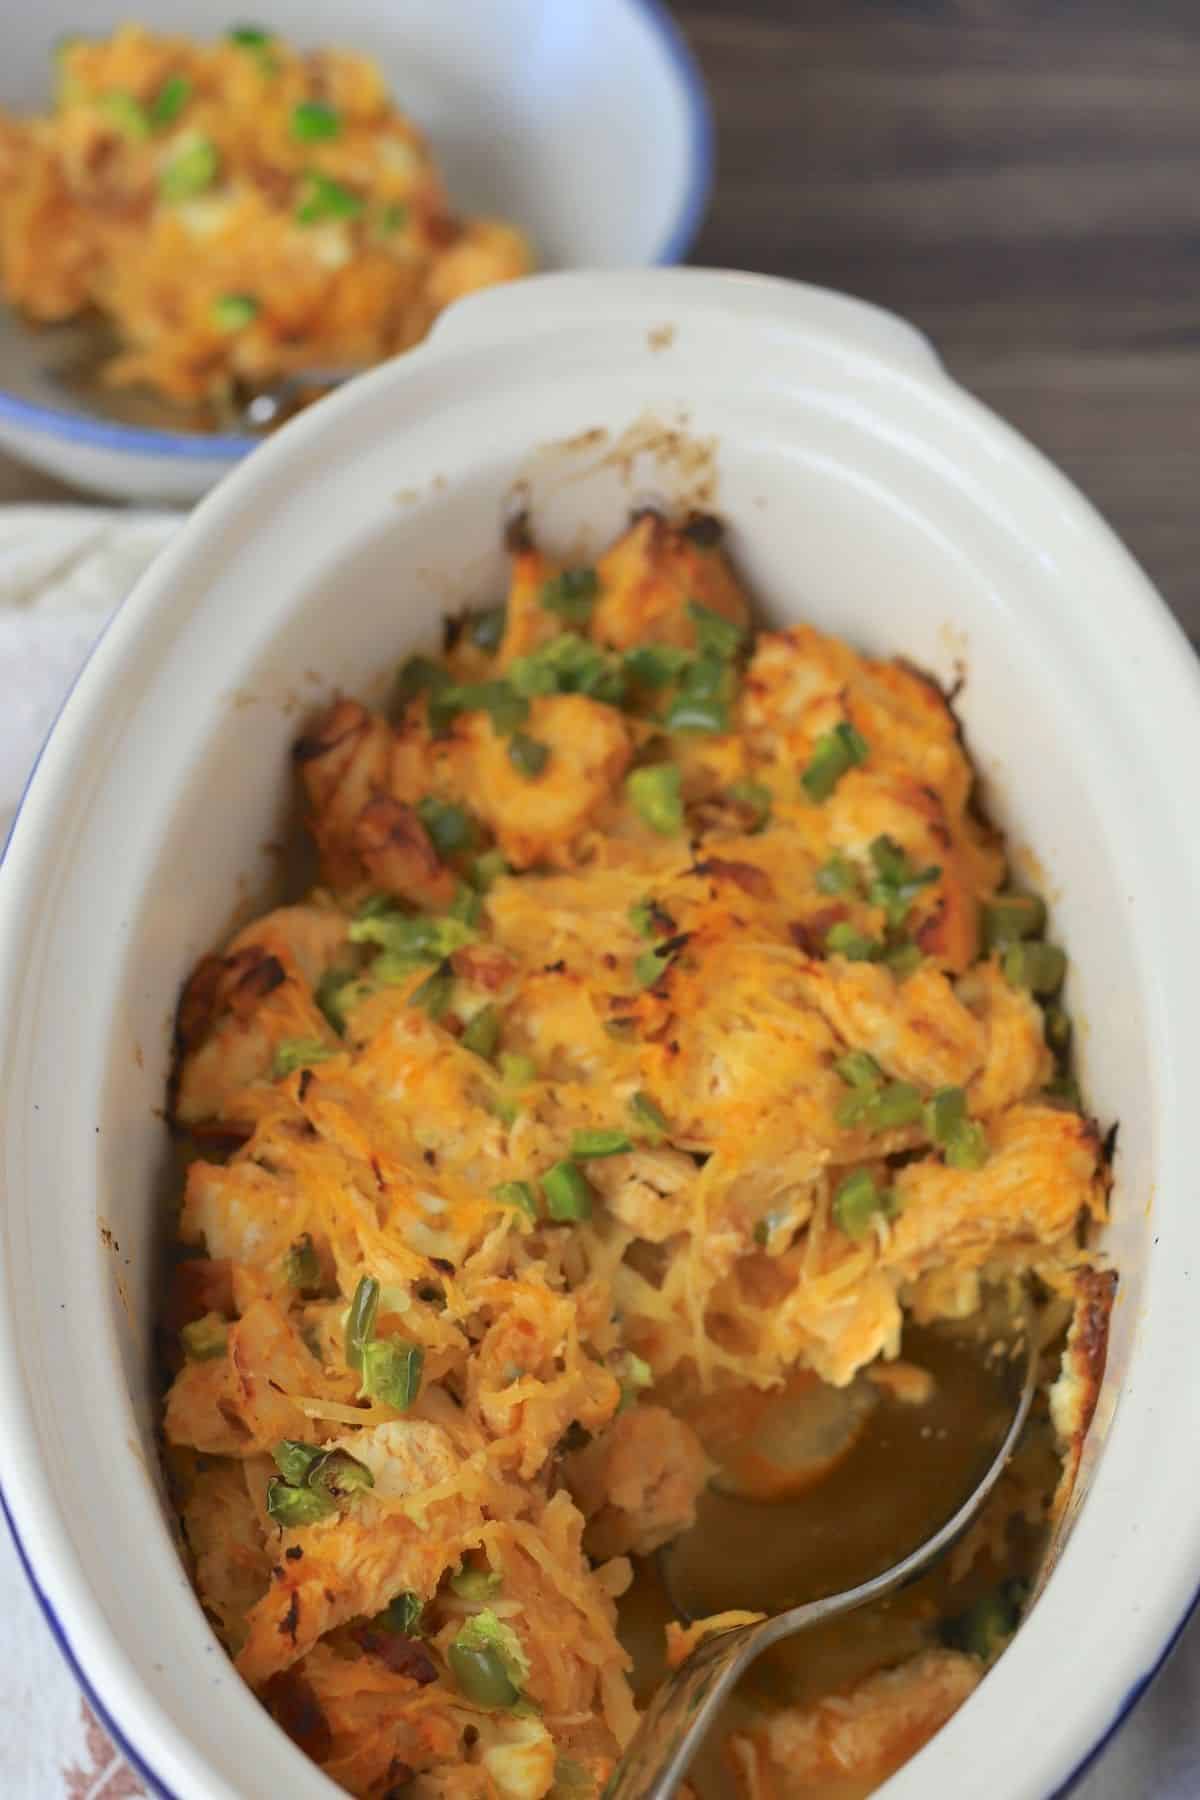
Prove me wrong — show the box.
[470,849,509,892]
[498,1052,536,1087]
[393,654,450,712]
[314,967,356,1034]
[273,1439,325,1485]
[835,1050,883,1090]
[284,1234,321,1291]
[1043,1004,1072,1056]
[833,1169,894,1240]
[540,567,598,623]
[211,292,259,332]
[358,894,399,923]
[824,922,879,962]
[468,605,506,652]
[345,1275,380,1372]
[634,947,671,988]
[273,1037,335,1078]
[265,1475,335,1528]
[448,884,483,927]
[869,1081,923,1128]
[360,1339,424,1410]
[869,873,939,926]
[429,679,527,737]
[180,1315,227,1361]
[955,1587,1021,1662]
[623,644,691,689]
[507,633,625,706]
[150,73,192,126]
[801,722,870,802]
[834,1088,870,1128]
[450,1611,529,1698]
[727,779,772,832]
[380,1591,424,1634]
[508,732,550,778]
[99,91,151,139]
[228,24,272,47]
[160,136,218,201]
[926,1086,968,1145]
[629,1091,669,1144]
[867,836,941,925]
[295,170,363,224]
[629,899,658,937]
[664,693,728,734]
[1003,941,1067,997]
[350,907,475,966]
[410,963,454,1019]
[481,682,530,735]
[815,854,857,896]
[664,652,735,734]
[926,1086,988,1167]
[945,1120,989,1169]
[308,1448,374,1499]
[982,892,1047,950]
[838,1080,922,1132]
[884,942,923,976]
[542,1160,593,1222]
[417,796,476,856]
[868,836,909,884]
[626,764,683,835]
[450,1565,503,1600]
[618,1350,654,1411]
[687,600,744,660]
[461,1003,501,1061]
[570,1129,632,1159]
[448,1641,520,1709]
[291,100,341,141]
[494,1180,538,1221]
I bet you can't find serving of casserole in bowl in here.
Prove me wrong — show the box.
[0,0,709,502]
[0,269,1197,1800]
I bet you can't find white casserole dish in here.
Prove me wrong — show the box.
[1,268,1198,1799]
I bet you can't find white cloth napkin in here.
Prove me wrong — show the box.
[0,507,179,845]
[0,504,1191,1797]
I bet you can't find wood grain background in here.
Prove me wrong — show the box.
[674,0,1200,641]
[4,0,1196,644]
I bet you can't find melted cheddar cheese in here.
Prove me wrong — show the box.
[162,512,1111,1799]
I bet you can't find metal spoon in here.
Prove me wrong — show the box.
[27,313,362,436]
[605,1301,1038,1800]
[234,366,363,431]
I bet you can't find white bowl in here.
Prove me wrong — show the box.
[0,0,710,505]
[2,268,1198,1799]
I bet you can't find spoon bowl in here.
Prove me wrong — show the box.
[607,1296,1038,1800]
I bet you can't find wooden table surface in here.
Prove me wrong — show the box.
[3,0,1197,652]
[674,0,1200,644]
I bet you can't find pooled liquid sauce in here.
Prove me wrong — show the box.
[617,1316,1056,1799]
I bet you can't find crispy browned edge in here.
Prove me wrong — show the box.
[1035,1266,1118,1596]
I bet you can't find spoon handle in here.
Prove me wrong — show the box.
[602,1622,763,1800]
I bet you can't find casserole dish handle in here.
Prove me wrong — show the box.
[428,269,947,384]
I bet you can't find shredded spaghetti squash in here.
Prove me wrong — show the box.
[0,25,531,410]
[162,510,1113,1798]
